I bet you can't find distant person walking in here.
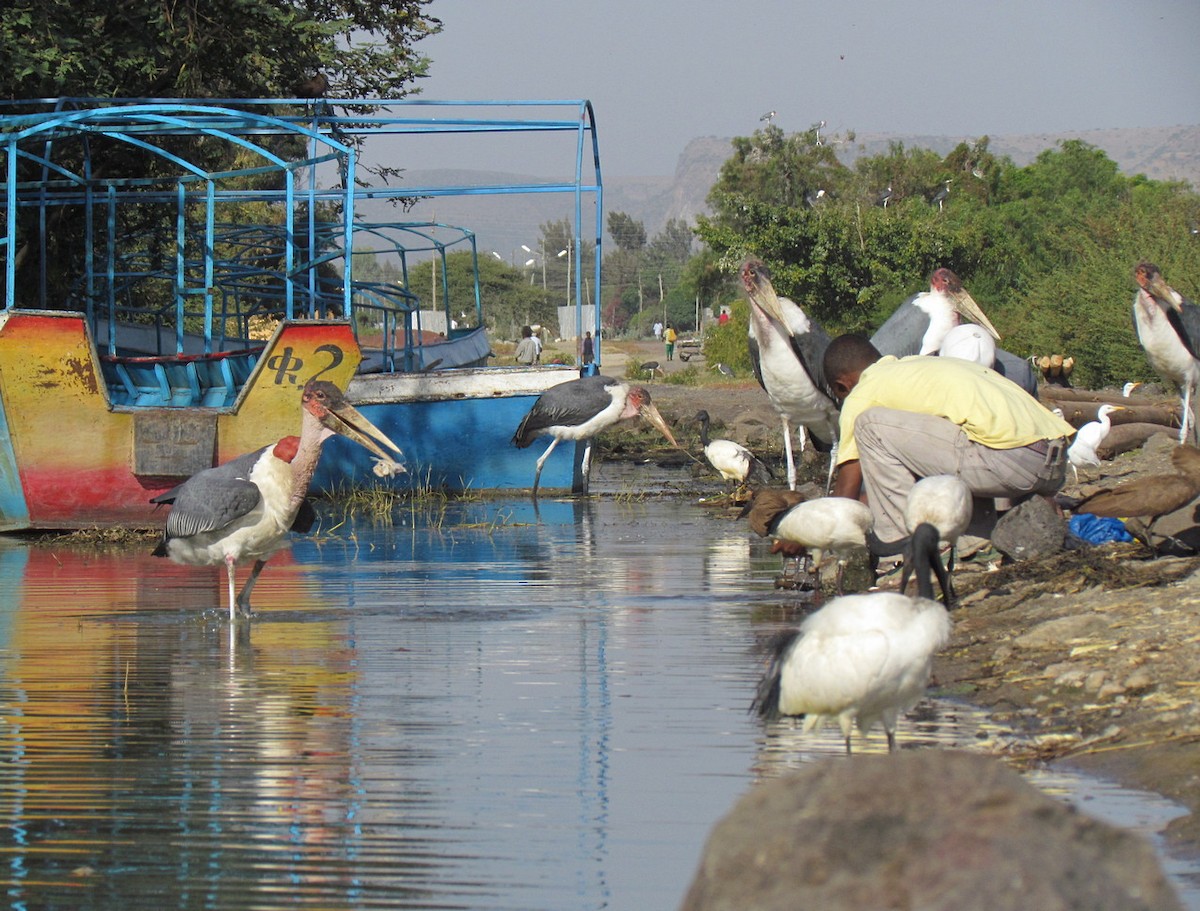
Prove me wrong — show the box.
[515,326,538,365]
[653,320,663,341]
[664,323,678,361]
[581,331,594,366]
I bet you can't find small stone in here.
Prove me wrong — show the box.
[991,495,1067,561]
[1122,669,1155,694]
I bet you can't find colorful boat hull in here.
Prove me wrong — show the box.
[0,310,581,530]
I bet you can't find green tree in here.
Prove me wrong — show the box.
[408,252,555,340]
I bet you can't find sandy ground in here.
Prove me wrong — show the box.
[592,339,1200,858]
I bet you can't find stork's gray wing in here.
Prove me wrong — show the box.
[991,348,1039,398]
[787,318,834,397]
[870,292,924,358]
[153,448,267,538]
[748,336,766,392]
[512,375,619,447]
[1169,298,1200,360]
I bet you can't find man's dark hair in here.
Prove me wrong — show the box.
[822,334,883,385]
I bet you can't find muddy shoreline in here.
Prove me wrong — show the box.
[622,367,1200,858]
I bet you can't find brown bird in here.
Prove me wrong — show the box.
[294,73,330,98]
[1069,444,1200,553]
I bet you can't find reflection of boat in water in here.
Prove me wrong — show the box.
[0,98,604,530]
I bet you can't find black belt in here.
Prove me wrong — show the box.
[1027,437,1067,458]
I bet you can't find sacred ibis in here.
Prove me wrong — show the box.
[743,489,873,594]
[740,257,840,491]
[898,475,973,607]
[512,375,678,497]
[1132,261,1200,444]
[151,380,404,621]
[694,410,773,494]
[751,591,953,753]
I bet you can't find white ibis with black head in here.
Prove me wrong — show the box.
[512,375,678,497]
[751,591,953,753]
[1132,261,1200,444]
[694,410,773,493]
[742,489,873,594]
[898,475,973,607]
[740,257,840,491]
[1068,404,1125,481]
[151,380,405,621]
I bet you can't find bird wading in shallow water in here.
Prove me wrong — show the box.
[1131,261,1200,444]
[152,380,404,621]
[742,489,873,594]
[740,258,840,492]
[751,591,952,753]
[694,410,773,498]
[512,375,678,497]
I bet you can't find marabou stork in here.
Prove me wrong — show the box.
[1067,404,1124,482]
[898,475,972,606]
[931,179,952,210]
[876,185,894,208]
[740,258,840,491]
[151,380,404,621]
[1132,261,1200,444]
[695,410,773,494]
[742,489,873,594]
[512,375,678,497]
[751,591,953,753]
[871,269,1040,396]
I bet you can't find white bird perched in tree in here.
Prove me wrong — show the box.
[898,475,973,606]
[1068,404,1124,482]
[152,380,404,621]
[742,489,872,594]
[1132,261,1200,444]
[694,410,772,494]
[751,591,953,753]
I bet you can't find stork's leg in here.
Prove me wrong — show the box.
[224,555,238,621]
[834,559,847,596]
[580,439,595,494]
[532,438,561,499]
[824,439,839,495]
[1179,389,1190,445]
[886,729,897,753]
[235,559,268,619]
[781,416,797,491]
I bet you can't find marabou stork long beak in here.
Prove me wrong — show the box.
[948,288,1001,341]
[741,262,788,327]
[638,400,679,449]
[1144,272,1183,312]
[305,382,407,471]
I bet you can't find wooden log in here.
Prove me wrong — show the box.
[1052,401,1181,429]
[1097,422,1176,458]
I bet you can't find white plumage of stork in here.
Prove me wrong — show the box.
[740,257,840,491]
[751,591,953,753]
[512,375,678,497]
[743,489,873,594]
[1132,261,1200,444]
[694,410,772,493]
[152,380,404,621]
[898,475,973,606]
[1068,404,1124,482]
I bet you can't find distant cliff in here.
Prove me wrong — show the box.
[383,125,1200,259]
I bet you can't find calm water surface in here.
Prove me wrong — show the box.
[0,497,1195,910]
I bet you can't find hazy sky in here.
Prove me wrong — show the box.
[416,0,1200,177]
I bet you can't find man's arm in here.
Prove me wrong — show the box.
[832,459,864,501]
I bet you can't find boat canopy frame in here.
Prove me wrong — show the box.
[0,97,604,365]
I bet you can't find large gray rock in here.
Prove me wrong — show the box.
[992,494,1067,561]
[679,751,1183,911]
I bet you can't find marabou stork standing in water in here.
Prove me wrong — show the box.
[740,258,840,491]
[694,410,773,495]
[1132,261,1200,444]
[751,591,952,753]
[870,268,1039,396]
[512,375,678,497]
[152,380,404,621]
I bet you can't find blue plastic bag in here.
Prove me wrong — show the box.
[1068,513,1134,545]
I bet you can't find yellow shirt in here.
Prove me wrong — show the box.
[837,355,1075,464]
